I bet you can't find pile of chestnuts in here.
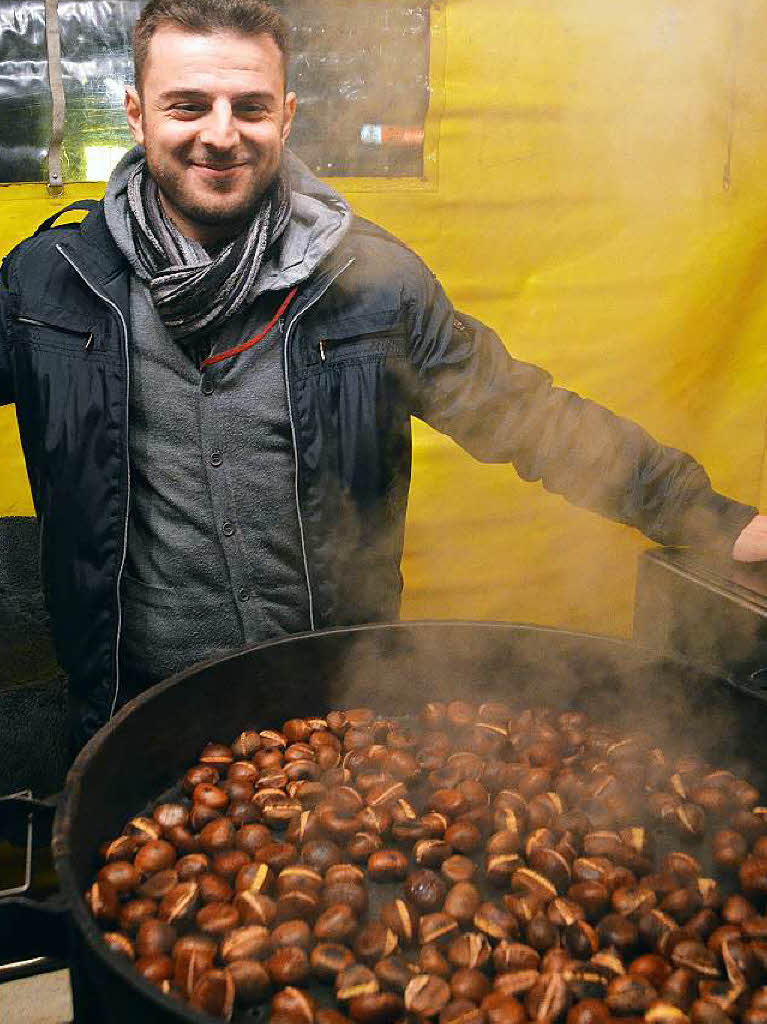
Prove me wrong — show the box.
[86,701,767,1024]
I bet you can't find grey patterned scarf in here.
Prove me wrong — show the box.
[125,154,291,362]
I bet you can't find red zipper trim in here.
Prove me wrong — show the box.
[201,287,298,367]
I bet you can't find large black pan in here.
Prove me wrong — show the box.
[51,621,767,1023]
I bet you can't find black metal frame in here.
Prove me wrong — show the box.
[0,792,68,983]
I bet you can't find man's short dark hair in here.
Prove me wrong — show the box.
[133,0,290,91]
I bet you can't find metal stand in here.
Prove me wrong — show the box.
[0,792,69,983]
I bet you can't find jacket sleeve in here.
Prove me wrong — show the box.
[0,251,13,406]
[405,261,757,554]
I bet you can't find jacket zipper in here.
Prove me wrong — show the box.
[283,257,355,630]
[56,244,131,721]
[15,315,94,350]
[317,326,406,361]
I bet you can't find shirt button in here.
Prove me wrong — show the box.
[201,378,214,396]
[210,451,223,467]
[238,587,250,602]
[222,520,235,537]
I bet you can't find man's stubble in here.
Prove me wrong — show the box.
[145,142,283,231]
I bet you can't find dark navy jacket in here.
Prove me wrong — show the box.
[0,202,756,744]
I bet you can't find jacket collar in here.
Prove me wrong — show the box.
[55,202,131,314]
[55,199,356,321]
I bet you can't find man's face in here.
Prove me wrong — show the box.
[125,27,296,245]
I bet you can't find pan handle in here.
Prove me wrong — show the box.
[0,896,70,980]
[0,792,69,980]
[0,791,56,897]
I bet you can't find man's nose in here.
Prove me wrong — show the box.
[199,100,239,148]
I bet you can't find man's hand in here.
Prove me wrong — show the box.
[732,514,767,561]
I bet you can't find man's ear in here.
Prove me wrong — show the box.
[282,91,297,145]
[125,86,144,145]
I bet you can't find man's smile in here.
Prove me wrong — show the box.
[192,161,246,173]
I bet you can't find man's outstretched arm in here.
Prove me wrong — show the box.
[403,262,762,559]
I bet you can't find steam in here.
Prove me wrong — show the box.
[325,622,760,792]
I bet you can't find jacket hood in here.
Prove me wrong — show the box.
[103,145,353,294]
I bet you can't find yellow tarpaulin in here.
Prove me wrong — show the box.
[2,0,766,637]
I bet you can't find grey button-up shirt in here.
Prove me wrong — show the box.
[120,281,309,691]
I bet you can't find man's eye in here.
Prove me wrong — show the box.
[173,104,205,114]
[237,106,267,118]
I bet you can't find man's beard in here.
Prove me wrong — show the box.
[148,150,280,232]
[161,185,266,229]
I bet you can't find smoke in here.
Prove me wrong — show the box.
[325,621,761,795]
[369,0,763,644]
[262,0,767,791]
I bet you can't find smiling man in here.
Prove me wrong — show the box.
[1,0,766,749]
[126,18,295,243]
[113,5,302,367]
